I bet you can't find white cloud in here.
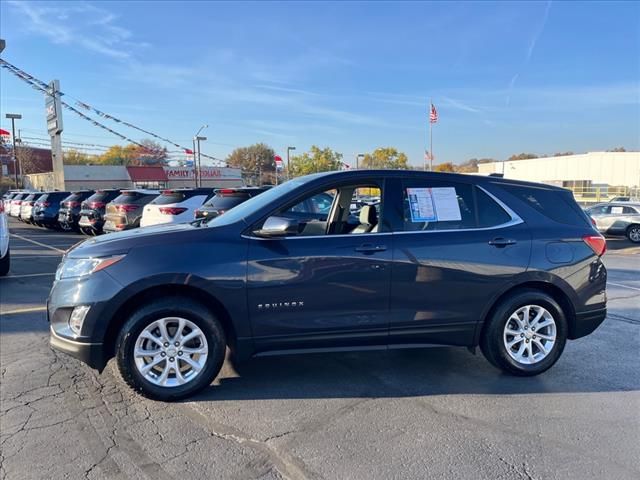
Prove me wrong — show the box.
[7,1,144,59]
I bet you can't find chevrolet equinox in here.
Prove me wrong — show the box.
[49,170,607,401]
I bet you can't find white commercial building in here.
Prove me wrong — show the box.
[478,152,640,188]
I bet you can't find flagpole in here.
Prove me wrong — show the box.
[429,98,433,171]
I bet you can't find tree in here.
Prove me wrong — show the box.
[289,146,343,177]
[361,147,408,169]
[15,144,37,175]
[608,147,626,152]
[553,151,574,157]
[136,139,168,165]
[63,149,94,165]
[508,153,538,161]
[227,143,277,184]
[433,162,456,172]
[97,144,139,165]
[456,158,480,173]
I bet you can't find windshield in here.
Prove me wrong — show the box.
[205,175,322,227]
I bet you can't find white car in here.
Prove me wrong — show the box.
[0,199,10,276]
[9,192,31,218]
[140,188,214,227]
[19,192,45,224]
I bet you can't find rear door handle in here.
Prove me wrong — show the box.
[355,244,387,253]
[488,237,517,247]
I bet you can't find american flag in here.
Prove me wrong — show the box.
[429,103,438,124]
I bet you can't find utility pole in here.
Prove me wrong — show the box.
[46,80,65,190]
[356,153,364,169]
[287,146,296,179]
[192,125,208,188]
[5,113,21,187]
[196,136,206,188]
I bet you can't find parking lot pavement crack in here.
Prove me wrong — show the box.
[607,313,640,325]
[183,403,323,480]
[497,457,536,480]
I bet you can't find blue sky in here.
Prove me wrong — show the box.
[1,0,639,167]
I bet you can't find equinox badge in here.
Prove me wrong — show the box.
[258,301,304,310]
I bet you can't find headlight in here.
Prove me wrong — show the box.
[56,255,125,280]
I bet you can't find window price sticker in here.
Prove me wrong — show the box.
[407,187,461,222]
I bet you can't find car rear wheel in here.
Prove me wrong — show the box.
[480,290,567,376]
[115,297,226,401]
[626,224,640,243]
[0,247,9,276]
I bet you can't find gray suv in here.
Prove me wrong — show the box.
[49,171,607,401]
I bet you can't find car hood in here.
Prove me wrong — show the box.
[66,222,201,258]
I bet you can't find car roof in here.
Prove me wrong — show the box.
[299,169,569,191]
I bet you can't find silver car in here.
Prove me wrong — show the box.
[586,202,640,243]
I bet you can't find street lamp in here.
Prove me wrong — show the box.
[6,113,22,187]
[192,124,208,186]
[356,153,365,169]
[196,136,207,187]
[287,146,296,179]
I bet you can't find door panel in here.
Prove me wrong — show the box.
[389,224,531,346]
[247,233,392,352]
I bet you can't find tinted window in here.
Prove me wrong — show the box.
[286,192,336,215]
[151,190,210,205]
[476,188,511,227]
[588,205,610,215]
[498,184,589,227]
[623,206,640,214]
[401,181,476,231]
[112,192,143,204]
[207,196,247,210]
[23,194,38,201]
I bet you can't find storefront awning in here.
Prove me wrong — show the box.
[126,166,168,182]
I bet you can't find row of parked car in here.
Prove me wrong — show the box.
[1,187,270,235]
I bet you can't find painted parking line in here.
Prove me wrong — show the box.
[2,272,56,279]
[0,306,47,315]
[607,282,640,292]
[10,233,66,253]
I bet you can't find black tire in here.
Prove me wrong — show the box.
[626,224,640,243]
[115,297,226,401]
[480,289,568,376]
[0,247,9,276]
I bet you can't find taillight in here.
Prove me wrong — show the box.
[0,203,4,213]
[590,217,597,227]
[42,202,50,207]
[194,209,200,218]
[67,201,80,208]
[159,207,187,215]
[89,202,106,209]
[115,205,139,213]
[25,201,34,206]
[583,234,606,256]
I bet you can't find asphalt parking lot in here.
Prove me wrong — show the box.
[1,218,639,480]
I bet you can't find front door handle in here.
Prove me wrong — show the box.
[355,244,387,253]
[488,237,517,247]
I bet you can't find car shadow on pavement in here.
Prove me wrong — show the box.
[191,340,638,402]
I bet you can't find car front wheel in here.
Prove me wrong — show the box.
[115,297,226,401]
[0,247,9,276]
[626,224,640,243]
[480,290,567,376]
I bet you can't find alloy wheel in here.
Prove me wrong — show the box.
[134,317,208,387]
[503,305,556,365]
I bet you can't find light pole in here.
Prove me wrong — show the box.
[193,124,208,187]
[6,113,22,187]
[196,136,207,187]
[287,146,296,179]
[356,153,365,169]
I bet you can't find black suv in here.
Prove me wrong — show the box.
[32,191,71,228]
[78,189,122,235]
[58,191,94,232]
[194,186,270,220]
[49,171,607,401]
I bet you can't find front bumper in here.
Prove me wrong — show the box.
[50,327,106,370]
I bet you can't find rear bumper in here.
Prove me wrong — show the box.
[50,328,107,371]
[570,308,607,339]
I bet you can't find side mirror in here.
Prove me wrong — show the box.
[254,216,300,238]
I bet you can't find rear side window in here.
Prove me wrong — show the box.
[401,181,476,231]
[498,184,589,226]
[476,188,512,227]
[151,191,207,205]
[23,194,38,201]
[112,192,143,204]
[63,193,85,203]
[207,196,247,210]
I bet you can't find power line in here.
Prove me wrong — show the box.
[1,58,227,166]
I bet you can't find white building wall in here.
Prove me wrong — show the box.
[478,152,640,187]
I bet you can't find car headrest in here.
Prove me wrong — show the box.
[359,205,377,225]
